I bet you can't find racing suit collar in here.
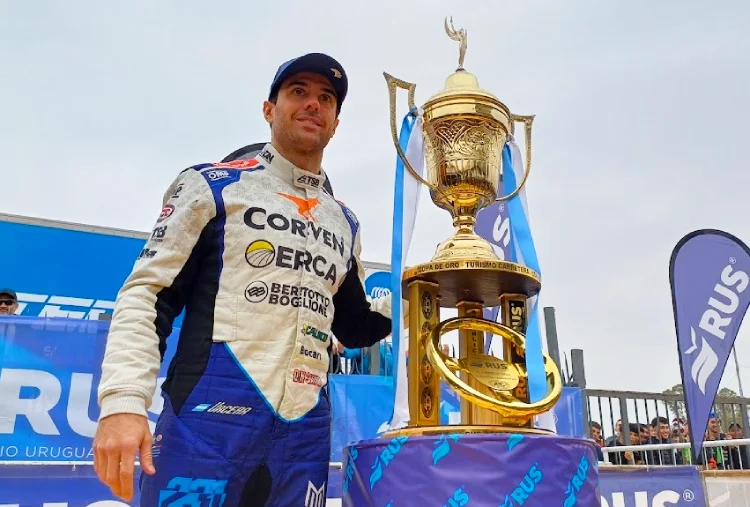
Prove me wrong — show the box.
[259,143,329,194]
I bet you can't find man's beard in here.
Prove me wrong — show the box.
[277,118,330,153]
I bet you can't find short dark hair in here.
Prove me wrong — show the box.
[651,416,669,428]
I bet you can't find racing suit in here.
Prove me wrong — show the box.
[97,143,400,506]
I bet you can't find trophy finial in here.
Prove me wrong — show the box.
[444,16,468,71]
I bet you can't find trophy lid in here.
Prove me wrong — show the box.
[423,18,511,128]
[422,69,511,128]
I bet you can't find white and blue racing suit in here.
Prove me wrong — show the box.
[97,143,399,506]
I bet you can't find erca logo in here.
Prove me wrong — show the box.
[501,463,543,506]
[245,240,276,268]
[304,480,326,507]
[442,486,469,507]
[685,262,749,394]
[244,238,337,285]
[600,489,690,507]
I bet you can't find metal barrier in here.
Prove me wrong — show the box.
[585,388,750,441]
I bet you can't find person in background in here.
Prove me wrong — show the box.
[0,289,18,316]
[648,416,680,465]
[727,422,750,469]
[607,423,643,465]
[699,412,728,470]
[605,419,622,447]
[589,421,604,462]
[341,340,394,376]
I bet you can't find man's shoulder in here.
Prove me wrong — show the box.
[180,158,268,176]
[331,198,360,230]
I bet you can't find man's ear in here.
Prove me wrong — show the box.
[330,117,340,137]
[263,101,274,125]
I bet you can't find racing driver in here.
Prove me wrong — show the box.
[93,52,403,505]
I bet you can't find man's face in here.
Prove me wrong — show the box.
[659,423,670,440]
[0,295,18,315]
[615,420,622,435]
[591,426,601,441]
[708,418,721,435]
[264,72,339,155]
[640,427,650,443]
[730,426,743,439]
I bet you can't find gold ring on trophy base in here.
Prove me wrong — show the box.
[382,425,554,439]
[402,259,540,307]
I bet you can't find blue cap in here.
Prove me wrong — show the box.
[268,53,348,114]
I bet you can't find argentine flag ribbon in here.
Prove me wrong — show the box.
[387,107,425,430]
[500,137,555,430]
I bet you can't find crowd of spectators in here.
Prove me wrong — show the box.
[590,413,750,469]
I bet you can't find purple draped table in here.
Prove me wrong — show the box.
[341,431,601,506]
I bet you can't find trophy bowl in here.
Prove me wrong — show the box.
[422,69,511,223]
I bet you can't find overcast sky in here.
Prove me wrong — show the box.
[2,1,750,397]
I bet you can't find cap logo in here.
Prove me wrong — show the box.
[330,68,342,79]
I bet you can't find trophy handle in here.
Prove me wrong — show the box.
[495,113,535,203]
[426,316,561,423]
[383,72,437,191]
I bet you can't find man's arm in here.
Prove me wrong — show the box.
[331,225,408,349]
[97,168,216,420]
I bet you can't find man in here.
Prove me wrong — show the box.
[0,289,18,316]
[647,416,680,465]
[93,53,402,505]
[588,421,604,462]
[700,412,729,469]
[607,423,642,465]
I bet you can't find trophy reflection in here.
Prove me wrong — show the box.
[384,16,562,434]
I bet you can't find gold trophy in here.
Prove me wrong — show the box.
[383,17,562,436]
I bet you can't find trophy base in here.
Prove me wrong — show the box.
[402,257,540,307]
[381,424,553,439]
[342,432,601,506]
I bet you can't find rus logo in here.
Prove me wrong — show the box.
[501,463,543,506]
[685,263,749,394]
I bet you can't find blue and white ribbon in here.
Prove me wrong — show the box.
[387,107,425,430]
[501,137,556,431]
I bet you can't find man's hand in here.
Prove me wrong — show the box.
[93,413,156,501]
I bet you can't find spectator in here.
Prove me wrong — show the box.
[648,416,681,465]
[727,423,750,470]
[698,413,729,469]
[607,423,643,465]
[589,421,605,462]
[605,419,622,447]
[0,289,18,316]
[342,341,394,376]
